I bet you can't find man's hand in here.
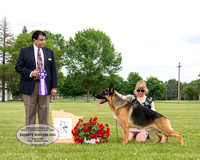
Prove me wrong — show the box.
[31,68,39,77]
[51,88,57,96]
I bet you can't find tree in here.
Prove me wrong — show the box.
[194,78,200,100]
[190,79,200,100]
[22,26,28,34]
[126,72,142,94]
[165,79,178,100]
[146,77,166,100]
[181,82,188,100]
[64,28,122,102]
[116,80,129,95]
[90,74,123,100]
[0,17,13,101]
[183,85,197,100]
[60,73,86,100]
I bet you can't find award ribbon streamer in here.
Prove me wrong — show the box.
[39,70,48,95]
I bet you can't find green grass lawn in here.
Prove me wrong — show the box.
[0,99,200,160]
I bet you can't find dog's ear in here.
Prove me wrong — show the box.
[109,83,114,94]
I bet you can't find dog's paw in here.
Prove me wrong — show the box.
[113,116,117,120]
[153,138,161,143]
[122,140,128,144]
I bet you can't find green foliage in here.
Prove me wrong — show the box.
[64,28,122,101]
[115,79,129,95]
[183,85,197,100]
[165,79,178,100]
[89,74,121,97]
[0,17,14,101]
[126,72,143,94]
[146,76,166,100]
[192,79,200,95]
[44,30,66,71]
[115,72,143,95]
[65,29,122,75]
[0,63,19,95]
[183,79,200,100]
[60,74,86,98]
[22,26,28,34]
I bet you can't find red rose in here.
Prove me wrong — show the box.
[83,126,89,131]
[84,124,88,127]
[74,126,78,130]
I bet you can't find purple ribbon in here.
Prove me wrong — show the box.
[38,70,48,95]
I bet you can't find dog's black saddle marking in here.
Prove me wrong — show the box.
[131,105,164,127]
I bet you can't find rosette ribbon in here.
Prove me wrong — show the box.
[38,70,48,95]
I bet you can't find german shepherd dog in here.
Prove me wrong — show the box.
[96,83,184,145]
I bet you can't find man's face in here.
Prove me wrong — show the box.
[33,34,45,48]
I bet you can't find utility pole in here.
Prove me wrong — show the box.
[177,62,182,103]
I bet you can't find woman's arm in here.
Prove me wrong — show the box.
[115,91,133,102]
[150,101,156,111]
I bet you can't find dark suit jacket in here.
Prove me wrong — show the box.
[15,45,57,95]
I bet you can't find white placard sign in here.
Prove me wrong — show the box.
[54,118,72,139]
[51,110,84,143]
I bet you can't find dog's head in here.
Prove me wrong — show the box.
[95,83,115,106]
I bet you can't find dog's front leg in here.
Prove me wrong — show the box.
[121,125,129,144]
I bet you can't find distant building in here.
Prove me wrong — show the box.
[0,81,12,101]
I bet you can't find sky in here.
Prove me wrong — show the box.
[1,0,200,83]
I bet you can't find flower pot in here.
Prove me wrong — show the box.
[83,138,100,144]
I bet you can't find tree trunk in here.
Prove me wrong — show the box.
[87,82,91,102]
[2,78,5,102]
[199,95,200,101]
[2,51,6,102]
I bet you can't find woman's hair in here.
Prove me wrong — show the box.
[133,80,148,95]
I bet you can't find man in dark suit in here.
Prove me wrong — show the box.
[15,30,57,125]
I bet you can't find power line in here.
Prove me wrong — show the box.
[119,62,200,82]
[183,63,200,68]
[127,63,200,74]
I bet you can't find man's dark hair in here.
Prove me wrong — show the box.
[32,30,46,41]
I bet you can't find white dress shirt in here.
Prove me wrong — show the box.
[33,44,44,69]
[30,45,45,77]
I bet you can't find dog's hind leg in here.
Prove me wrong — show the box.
[156,118,184,145]
[161,134,168,144]
[146,128,162,143]
[167,131,184,145]
[162,131,184,145]
[153,132,162,143]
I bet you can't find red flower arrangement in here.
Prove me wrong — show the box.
[71,117,110,144]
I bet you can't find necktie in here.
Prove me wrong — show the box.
[37,48,43,71]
